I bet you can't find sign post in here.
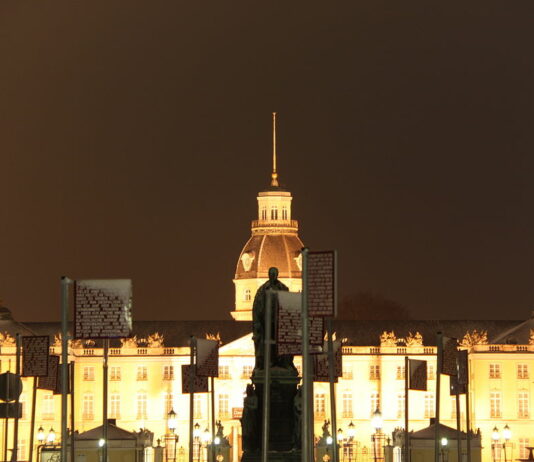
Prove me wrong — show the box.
[61,276,71,462]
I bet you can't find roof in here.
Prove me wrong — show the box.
[410,421,469,439]
[76,423,136,441]
[21,319,519,348]
[235,234,304,280]
[490,315,534,344]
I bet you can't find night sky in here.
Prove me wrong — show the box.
[1,1,534,322]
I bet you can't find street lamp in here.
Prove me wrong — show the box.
[441,437,448,462]
[371,409,384,462]
[347,422,356,439]
[193,423,201,462]
[167,409,177,433]
[492,427,501,462]
[503,425,512,462]
[37,427,45,444]
[47,428,56,445]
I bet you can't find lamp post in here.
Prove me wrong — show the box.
[201,428,211,462]
[371,409,384,462]
[346,422,356,462]
[47,428,56,445]
[165,409,179,462]
[440,437,448,462]
[503,425,512,462]
[193,423,201,462]
[492,427,501,462]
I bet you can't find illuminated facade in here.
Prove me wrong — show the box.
[1,129,533,462]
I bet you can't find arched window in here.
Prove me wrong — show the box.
[271,207,278,220]
[261,207,267,220]
[244,289,251,301]
[282,207,288,220]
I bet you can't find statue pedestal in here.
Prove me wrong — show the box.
[240,367,302,462]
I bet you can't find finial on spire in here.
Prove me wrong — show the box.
[271,112,279,187]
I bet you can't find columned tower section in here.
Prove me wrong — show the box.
[231,113,304,321]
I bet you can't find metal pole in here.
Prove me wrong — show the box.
[455,392,461,462]
[210,376,215,462]
[261,290,273,462]
[70,361,75,462]
[189,337,196,462]
[435,333,442,462]
[103,339,109,462]
[465,353,471,462]
[4,353,10,462]
[29,379,37,462]
[327,318,338,462]
[61,276,71,462]
[301,248,310,462]
[12,334,21,462]
[404,356,409,462]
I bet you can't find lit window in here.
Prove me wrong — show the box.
[370,392,380,416]
[518,390,529,418]
[18,439,27,461]
[83,394,94,420]
[428,364,436,380]
[20,394,26,420]
[396,365,405,380]
[244,289,251,302]
[342,392,353,418]
[218,365,230,379]
[242,365,254,379]
[42,394,54,420]
[261,207,267,220]
[370,365,380,380]
[163,392,174,417]
[490,391,502,418]
[397,393,405,419]
[282,207,288,220]
[194,395,203,419]
[424,393,435,418]
[163,366,174,381]
[110,394,121,419]
[218,394,229,419]
[451,396,457,420]
[137,393,147,420]
[489,364,501,379]
[315,393,326,418]
[137,366,148,381]
[342,365,353,380]
[110,367,121,381]
[520,439,531,459]
[83,366,95,381]
[518,364,529,379]
[271,208,278,220]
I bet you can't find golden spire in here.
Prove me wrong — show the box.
[271,112,279,187]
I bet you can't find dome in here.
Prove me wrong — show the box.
[235,234,303,280]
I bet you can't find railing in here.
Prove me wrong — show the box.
[110,349,121,355]
[163,348,175,355]
[251,219,298,229]
[83,349,95,356]
[137,348,148,355]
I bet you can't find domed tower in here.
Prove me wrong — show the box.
[231,113,304,321]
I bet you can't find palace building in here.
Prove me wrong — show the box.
[1,121,533,462]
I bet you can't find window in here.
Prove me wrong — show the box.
[83,366,95,381]
[261,207,267,220]
[396,366,405,380]
[18,439,27,461]
[110,394,121,419]
[342,365,353,380]
[244,289,252,302]
[20,394,26,420]
[271,207,278,220]
[342,392,353,418]
[137,366,148,381]
[315,393,326,418]
[83,394,94,420]
[163,366,174,381]
[194,394,203,419]
[397,393,405,419]
[490,391,502,418]
[370,392,380,416]
[518,364,529,379]
[137,393,147,420]
[242,365,254,379]
[451,396,457,420]
[218,394,229,419]
[519,439,531,459]
[282,207,288,220]
[110,367,121,381]
[370,365,380,380]
[42,394,54,420]
[428,364,435,380]
[163,392,174,417]
[218,365,230,379]
[424,393,435,418]
[489,364,501,379]
[518,391,529,418]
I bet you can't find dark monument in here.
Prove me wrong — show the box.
[240,267,302,462]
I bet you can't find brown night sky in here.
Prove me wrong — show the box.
[1,1,534,322]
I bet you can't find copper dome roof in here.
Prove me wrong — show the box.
[235,234,304,280]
